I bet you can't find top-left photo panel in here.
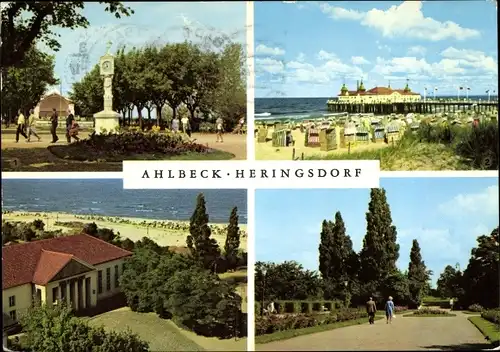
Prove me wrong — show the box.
[2,1,248,172]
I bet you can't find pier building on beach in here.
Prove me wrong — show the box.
[336,79,421,104]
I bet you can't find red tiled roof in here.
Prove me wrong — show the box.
[2,234,132,289]
[339,86,420,96]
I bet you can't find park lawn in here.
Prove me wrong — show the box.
[2,147,233,172]
[255,316,383,344]
[468,316,500,347]
[306,141,471,171]
[403,314,456,317]
[462,311,483,315]
[86,307,204,351]
[219,270,248,314]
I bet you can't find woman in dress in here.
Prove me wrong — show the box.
[385,296,395,324]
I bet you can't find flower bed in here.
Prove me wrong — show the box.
[468,304,484,312]
[48,131,232,162]
[411,308,453,316]
[255,308,368,336]
[482,309,500,325]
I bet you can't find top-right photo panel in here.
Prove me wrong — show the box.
[254,1,498,171]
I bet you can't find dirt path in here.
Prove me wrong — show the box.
[256,311,490,351]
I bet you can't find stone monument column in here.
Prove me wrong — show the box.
[93,41,120,134]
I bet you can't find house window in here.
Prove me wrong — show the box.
[98,270,103,294]
[9,310,16,321]
[114,265,119,288]
[61,282,67,300]
[52,287,59,303]
[8,295,15,307]
[106,268,111,291]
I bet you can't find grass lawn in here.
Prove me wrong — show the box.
[468,316,500,347]
[86,307,204,351]
[255,316,383,344]
[2,147,233,172]
[306,141,472,171]
[462,311,483,315]
[219,270,248,313]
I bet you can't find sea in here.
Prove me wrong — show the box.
[2,179,247,224]
[255,95,493,122]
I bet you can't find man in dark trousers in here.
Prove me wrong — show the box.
[366,297,377,324]
[50,108,59,143]
[65,110,75,143]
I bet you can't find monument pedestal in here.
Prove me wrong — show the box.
[93,109,120,134]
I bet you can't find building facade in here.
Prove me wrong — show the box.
[2,234,132,327]
[34,90,75,119]
[337,80,421,103]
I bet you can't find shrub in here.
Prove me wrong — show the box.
[413,308,449,315]
[455,121,498,170]
[394,306,409,313]
[468,304,484,312]
[48,132,213,162]
[482,309,500,325]
[199,122,216,133]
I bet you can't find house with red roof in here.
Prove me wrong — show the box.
[337,80,421,103]
[2,234,132,327]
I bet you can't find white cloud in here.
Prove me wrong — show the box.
[441,47,498,74]
[320,1,480,41]
[317,50,337,61]
[255,57,286,74]
[351,56,370,65]
[255,44,285,56]
[408,46,427,56]
[296,52,306,62]
[438,185,499,216]
[372,49,498,80]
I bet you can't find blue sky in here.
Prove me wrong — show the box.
[255,178,499,285]
[254,1,498,98]
[36,2,245,109]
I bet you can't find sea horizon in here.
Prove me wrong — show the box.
[2,180,248,224]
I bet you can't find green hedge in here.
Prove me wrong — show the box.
[255,300,344,314]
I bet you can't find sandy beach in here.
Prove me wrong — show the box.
[3,211,247,251]
[255,127,389,160]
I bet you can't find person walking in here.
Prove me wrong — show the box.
[171,116,180,133]
[216,117,224,143]
[50,108,59,143]
[366,297,377,325]
[385,296,395,324]
[15,109,28,142]
[449,298,454,311]
[181,115,190,136]
[27,109,41,142]
[65,110,75,143]
[68,119,80,142]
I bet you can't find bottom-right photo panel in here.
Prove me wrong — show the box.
[254,177,499,351]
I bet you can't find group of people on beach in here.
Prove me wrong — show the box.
[366,296,396,325]
[15,108,80,144]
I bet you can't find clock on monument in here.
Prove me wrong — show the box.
[100,59,113,76]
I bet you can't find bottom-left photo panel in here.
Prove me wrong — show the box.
[2,179,248,352]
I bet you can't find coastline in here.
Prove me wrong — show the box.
[2,211,248,250]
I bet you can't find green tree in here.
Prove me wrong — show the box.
[224,207,241,271]
[359,188,399,286]
[319,212,359,300]
[187,193,221,272]
[1,47,58,122]
[1,1,134,69]
[407,239,430,306]
[459,227,499,308]
[21,303,148,352]
[163,268,243,338]
[436,264,463,298]
[255,261,322,301]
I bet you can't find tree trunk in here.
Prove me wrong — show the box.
[135,105,144,130]
[146,108,151,120]
[155,105,162,127]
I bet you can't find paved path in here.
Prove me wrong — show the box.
[1,128,247,160]
[257,311,490,351]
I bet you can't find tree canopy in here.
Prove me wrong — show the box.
[69,41,245,130]
[1,1,134,69]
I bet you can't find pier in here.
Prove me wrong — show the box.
[326,100,499,115]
